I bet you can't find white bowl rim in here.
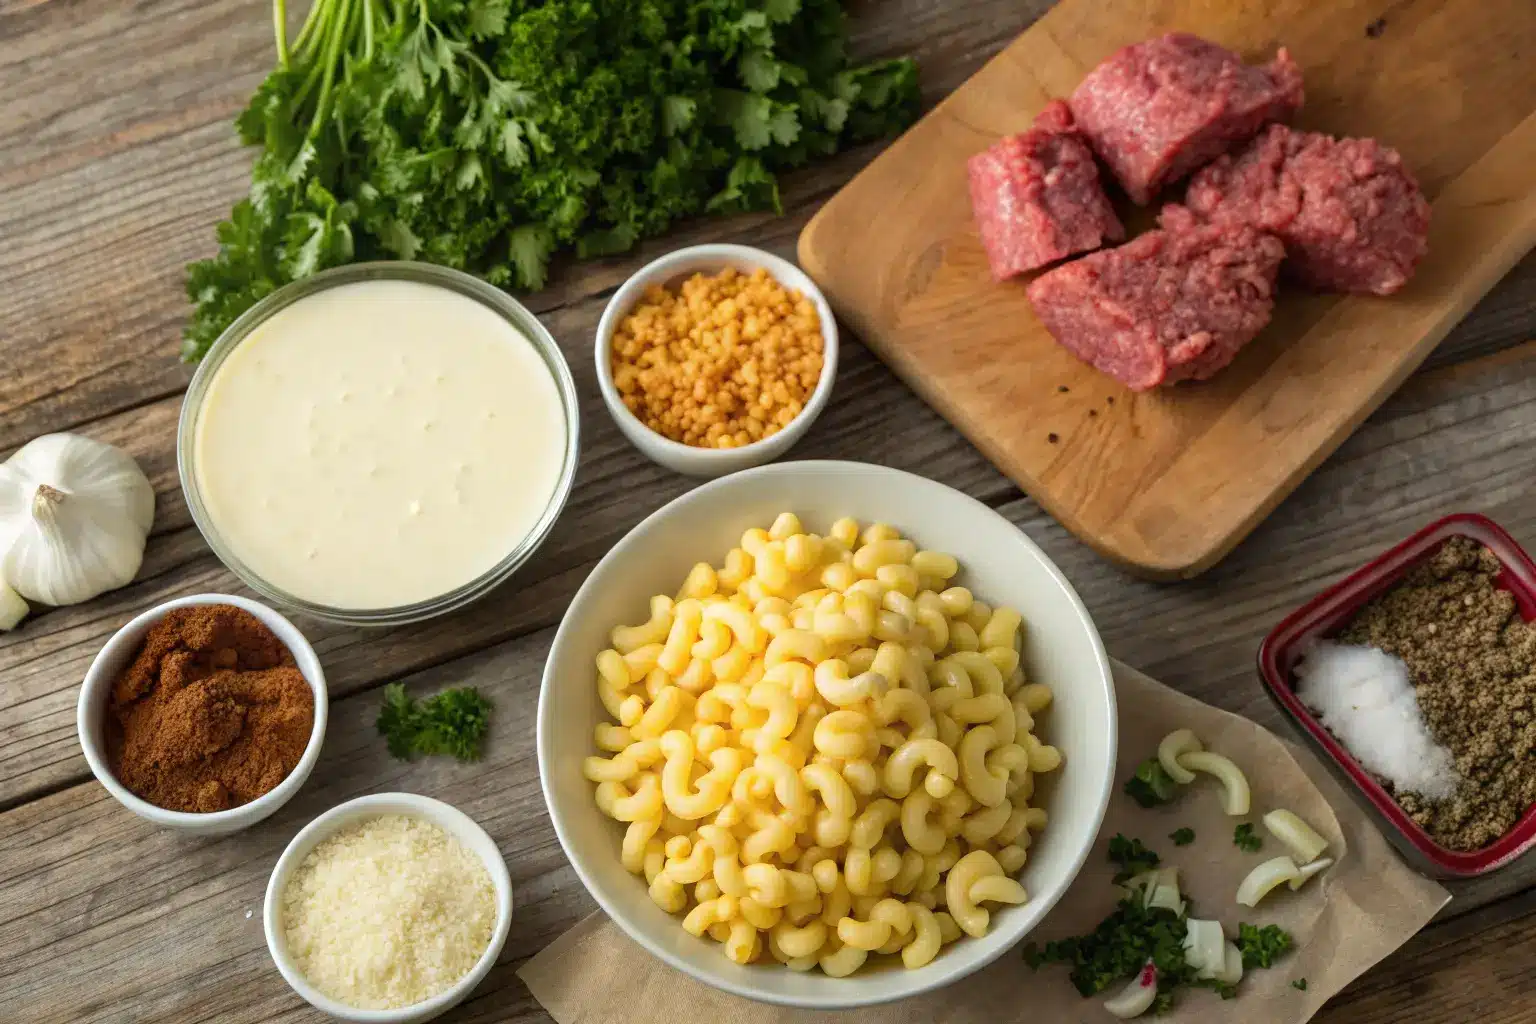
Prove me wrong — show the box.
[536,459,1117,1009]
[592,242,840,461]
[263,792,515,1022]
[75,592,329,829]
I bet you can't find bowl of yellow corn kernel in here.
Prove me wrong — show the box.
[537,461,1118,1008]
[595,244,838,478]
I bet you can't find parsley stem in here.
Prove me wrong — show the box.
[361,0,375,65]
[290,0,336,111]
[309,0,354,139]
[274,0,290,69]
[290,0,329,61]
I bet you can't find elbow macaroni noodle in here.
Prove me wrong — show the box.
[584,515,1062,976]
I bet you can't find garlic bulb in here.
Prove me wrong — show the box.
[0,433,155,606]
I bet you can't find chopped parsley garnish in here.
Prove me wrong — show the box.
[1024,836,1296,1012]
[1023,895,1187,999]
[1169,827,1196,846]
[377,683,493,762]
[1292,978,1308,991]
[1237,923,1294,969]
[1233,823,1263,853]
[1107,834,1161,884]
[1124,757,1179,808]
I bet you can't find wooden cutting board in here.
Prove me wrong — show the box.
[799,0,1536,579]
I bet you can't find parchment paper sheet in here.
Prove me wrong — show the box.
[520,660,1449,1022]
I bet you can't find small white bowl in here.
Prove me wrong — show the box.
[594,243,839,478]
[76,593,328,836]
[537,461,1118,1009]
[264,793,515,1024]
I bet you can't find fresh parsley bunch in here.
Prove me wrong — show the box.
[183,0,920,359]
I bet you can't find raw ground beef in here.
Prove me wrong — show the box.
[1180,123,1431,295]
[1068,33,1304,205]
[1026,206,1285,390]
[967,101,1125,278]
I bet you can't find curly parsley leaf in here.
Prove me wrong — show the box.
[376,683,494,762]
[1170,827,1196,846]
[1234,823,1263,853]
[1108,834,1161,885]
[1237,923,1294,969]
[1292,978,1308,991]
[1023,897,1188,998]
[1124,757,1179,808]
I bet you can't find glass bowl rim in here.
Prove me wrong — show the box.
[176,261,582,627]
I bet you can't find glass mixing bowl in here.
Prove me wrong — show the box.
[177,262,581,626]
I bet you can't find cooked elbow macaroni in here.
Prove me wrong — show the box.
[584,516,1062,976]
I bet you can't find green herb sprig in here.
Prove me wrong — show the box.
[1124,757,1179,808]
[1107,834,1160,884]
[1169,827,1195,846]
[1237,923,1293,969]
[1233,822,1263,853]
[377,682,493,762]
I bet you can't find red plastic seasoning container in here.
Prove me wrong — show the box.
[1257,512,1536,878]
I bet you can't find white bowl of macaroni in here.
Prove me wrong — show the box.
[536,461,1117,1008]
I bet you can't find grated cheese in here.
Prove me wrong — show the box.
[281,813,496,1009]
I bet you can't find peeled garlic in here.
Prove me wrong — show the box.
[1236,855,1301,907]
[0,433,154,606]
[1158,728,1203,785]
[1177,750,1252,816]
[1289,856,1334,890]
[1263,809,1330,865]
[1183,919,1225,976]
[1103,962,1159,1019]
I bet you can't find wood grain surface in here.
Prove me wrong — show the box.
[2,0,1535,1022]
[798,0,1536,579]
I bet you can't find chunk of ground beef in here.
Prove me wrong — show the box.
[1026,207,1285,390]
[968,101,1125,278]
[1180,123,1430,295]
[1068,33,1304,205]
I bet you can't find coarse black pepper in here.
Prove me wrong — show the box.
[1339,537,1536,850]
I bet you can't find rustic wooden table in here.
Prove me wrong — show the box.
[3,1,1534,1021]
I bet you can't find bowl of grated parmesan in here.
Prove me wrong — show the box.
[264,792,514,1022]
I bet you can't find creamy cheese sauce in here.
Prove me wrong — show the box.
[193,279,567,610]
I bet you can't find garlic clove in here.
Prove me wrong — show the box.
[0,577,27,630]
[0,433,155,607]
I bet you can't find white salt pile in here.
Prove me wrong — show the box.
[1293,640,1460,801]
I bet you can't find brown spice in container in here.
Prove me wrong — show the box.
[1340,537,1536,850]
[106,605,315,813]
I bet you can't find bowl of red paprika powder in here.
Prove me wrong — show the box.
[77,594,328,835]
